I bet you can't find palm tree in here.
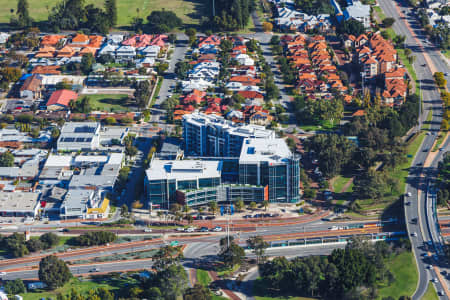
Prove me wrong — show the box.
[198,207,204,215]
[183,205,190,218]
[249,201,257,212]
[157,210,163,220]
[262,200,269,211]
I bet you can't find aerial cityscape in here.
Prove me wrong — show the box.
[0,0,446,299]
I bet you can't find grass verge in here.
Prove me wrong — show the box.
[150,76,163,107]
[22,278,117,300]
[422,282,439,300]
[197,269,212,286]
[378,251,418,299]
[332,175,352,193]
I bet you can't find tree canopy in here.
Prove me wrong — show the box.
[38,255,72,290]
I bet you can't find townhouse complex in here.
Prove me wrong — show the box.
[146,112,300,208]
[348,33,407,106]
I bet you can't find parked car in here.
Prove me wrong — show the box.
[144,228,152,233]
[185,227,195,232]
[176,227,185,232]
[199,227,209,232]
[90,267,100,272]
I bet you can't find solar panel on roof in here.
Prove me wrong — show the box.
[75,137,84,142]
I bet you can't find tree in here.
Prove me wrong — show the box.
[208,201,218,215]
[382,17,396,28]
[246,236,269,263]
[74,231,117,246]
[26,239,43,252]
[104,0,117,27]
[262,22,273,32]
[184,283,211,300]
[155,264,188,299]
[0,151,14,167]
[168,33,177,44]
[133,80,150,108]
[81,53,95,75]
[235,198,244,212]
[249,201,257,211]
[39,232,60,249]
[1,67,21,83]
[126,145,138,157]
[120,204,129,217]
[157,63,169,75]
[4,279,26,295]
[270,35,280,45]
[185,28,197,46]
[219,237,245,267]
[146,10,182,33]
[175,61,192,80]
[262,200,269,211]
[38,255,72,290]
[338,19,365,36]
[10,0,33,28]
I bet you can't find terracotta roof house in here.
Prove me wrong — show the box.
[383,78,407,106]
[35,46,56,58]
[355,34,368,47]
[352,109,365,117]
[78,47,97,57]
[20,74,43,100]
[41,35,65,47]
[87,36,104,48]
[237,91,264,100]
[57,46,75,58]
[31,65,61,75]
[46,89,79,111]
[229,76,261,85]
[71,34,90,45]
[198,35,221,48]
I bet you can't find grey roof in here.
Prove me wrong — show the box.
[146,159,222,181]
[0,192,40,212]
[69,175,117,189]
[345,1,370,18]
[239,138,292,164]
[158,138,182,159]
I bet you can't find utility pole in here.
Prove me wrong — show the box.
[212,0,215,17]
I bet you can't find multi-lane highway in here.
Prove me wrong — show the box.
[379,0,448,298]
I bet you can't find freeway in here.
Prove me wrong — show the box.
[378,0,448,298]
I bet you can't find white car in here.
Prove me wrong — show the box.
[144,228,152,233]
[0,272,6,276]
[427,265,433,269]
[411,232,417,237]
[432,278,438,283]
[185,227,195,232]
[213,226,223,232]
[176,227,185,232]
[406,192,412,197]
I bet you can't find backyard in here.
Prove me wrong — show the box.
[0,0,203,27]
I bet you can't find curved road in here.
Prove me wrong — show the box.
[378,0,448,298]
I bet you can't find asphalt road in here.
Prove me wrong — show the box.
[379,0,448,298]
[155,33,189,106]
[2,259,154,281]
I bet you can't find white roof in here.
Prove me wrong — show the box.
[239,138,292,164]
[0,192,40,212]
[74,155,108,163]
[345,1,370,18]
[146,159,222,181]
[45,154,72,167]
[107,152,124,165]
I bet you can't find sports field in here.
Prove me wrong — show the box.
[0,0,203,27]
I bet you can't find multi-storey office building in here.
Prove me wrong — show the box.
[146,138,301,207]
[239,138,300,203]
[182,112,275,157]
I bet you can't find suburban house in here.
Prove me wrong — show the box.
[46,89,79,111]
[20,74,43,100]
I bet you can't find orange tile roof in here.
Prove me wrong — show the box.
[41,35,65,46]
[57,46,75,57]
[352,109,365,117]
[31,65,61,75]
[72,33,89,44]
[78,47,97,56]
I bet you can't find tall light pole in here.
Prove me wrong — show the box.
[212,0,215,17]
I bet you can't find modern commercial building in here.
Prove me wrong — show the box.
[239,138,300,203]
[146,138,300,207]
[182,112,275,157]
[145,159,222,208]
[0,192,41,217]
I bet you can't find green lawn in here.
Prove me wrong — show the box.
[255,297,315,300]
[422,283,439,300]
[433,133,446,152]
[2,0,203,27]
[150,76,163,107]
[397,48,420,96]
[22,278,117,300]
[82,94,132,112]
[423,110,433,131]
[378,252,418,299]
[332,175,352,193]
[197,269,212,286]
[442,50,450,59]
